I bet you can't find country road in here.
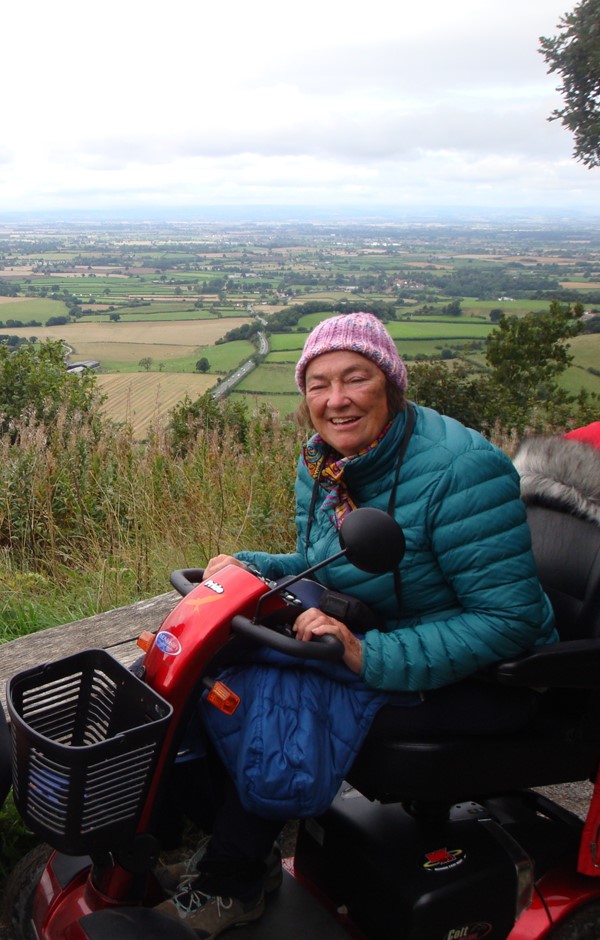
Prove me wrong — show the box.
[212,328,269,399]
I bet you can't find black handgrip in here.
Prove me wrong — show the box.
[170,568,205,597]
[231,614,344,661]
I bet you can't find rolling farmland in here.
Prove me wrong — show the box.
[1,219,599,438]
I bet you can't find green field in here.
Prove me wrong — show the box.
[237,362,298,394]
[569,332,600,370]
[561,365,600,395]
[268,334,308,352]
[559,334,600,395]
[97,340,255,374]
[0,298,70,323]
[460,299,553,316]
[163,340,256,374]
[231,389,301,417]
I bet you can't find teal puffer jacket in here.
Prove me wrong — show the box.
[237,404,557,693]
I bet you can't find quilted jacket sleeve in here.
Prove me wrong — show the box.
[235,548,307,581]
[361,446,556,692]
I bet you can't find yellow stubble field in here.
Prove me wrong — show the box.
[95,372,219,438]
[3,318,249,350]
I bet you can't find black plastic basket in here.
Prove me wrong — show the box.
[7,648,173,856]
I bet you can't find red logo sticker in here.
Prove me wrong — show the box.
[423,847,466,871]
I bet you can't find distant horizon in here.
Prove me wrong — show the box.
[2,204,600,228]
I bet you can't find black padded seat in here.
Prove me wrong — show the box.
[348,505,600,806]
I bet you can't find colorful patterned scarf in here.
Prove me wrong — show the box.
[303,422,392,529]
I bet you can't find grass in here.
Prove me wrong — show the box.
[0,567,144,644]
[1,299,596,450]
[388,320,494,340]
[560,365,600,395]
[0,794,40,889]
[568,333,600,370]
[0,394,302,909]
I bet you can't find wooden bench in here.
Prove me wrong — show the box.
[0,591,179,711]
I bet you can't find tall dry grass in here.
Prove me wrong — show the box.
[0,406,300,639]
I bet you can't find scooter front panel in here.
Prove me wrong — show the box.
[295,788,525,940]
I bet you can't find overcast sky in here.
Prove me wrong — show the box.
[2,0,598,218]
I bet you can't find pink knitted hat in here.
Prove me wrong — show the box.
[295,312,408,394]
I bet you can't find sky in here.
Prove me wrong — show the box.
[1,0,599,218]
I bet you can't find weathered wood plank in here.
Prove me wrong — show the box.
[0,591,179,710]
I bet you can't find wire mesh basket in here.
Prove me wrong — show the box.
[8,648,172,856]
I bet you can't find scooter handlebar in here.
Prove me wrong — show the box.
[231,614,344,661]
[170,568,205,596]
[169,570,344,660]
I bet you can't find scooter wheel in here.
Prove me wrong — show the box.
[548,901,600,938]
[2,842,52,940]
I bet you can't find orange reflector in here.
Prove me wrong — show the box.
[207,681,241,715]
[137,630,155,652]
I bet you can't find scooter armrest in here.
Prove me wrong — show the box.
[489,639,600,688]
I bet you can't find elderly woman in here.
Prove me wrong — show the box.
[158,312,556,937]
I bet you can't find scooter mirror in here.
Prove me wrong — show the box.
[338,507,405,574]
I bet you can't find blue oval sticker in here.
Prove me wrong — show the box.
[155,631,182,656]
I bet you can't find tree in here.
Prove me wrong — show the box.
[0,340,103,440]
[195,357,210,373]
[484,301,585,431]
[139,357,153,371]
[408,359,494,432]
[168,393,249,456]
[486,302,580,396]
[109,312,121,322]
[408,302,594,435]
[539,0,600,168]
[444,300,462,317]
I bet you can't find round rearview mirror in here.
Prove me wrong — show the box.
[338,507,405,574]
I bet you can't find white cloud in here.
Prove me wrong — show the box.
[0,0,596,214]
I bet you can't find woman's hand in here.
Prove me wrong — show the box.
[203,555,246,581]
[293,607,363,674]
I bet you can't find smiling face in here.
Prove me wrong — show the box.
[304,350,390,457]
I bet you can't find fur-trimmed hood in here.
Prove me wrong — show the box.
[514,435,600,527]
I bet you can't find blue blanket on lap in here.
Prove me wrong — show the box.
[199,647,419,819]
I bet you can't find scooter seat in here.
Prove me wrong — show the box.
[349,718,600,804]
[350,505,600,807]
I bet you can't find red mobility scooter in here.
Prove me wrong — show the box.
[4,502,600,939]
